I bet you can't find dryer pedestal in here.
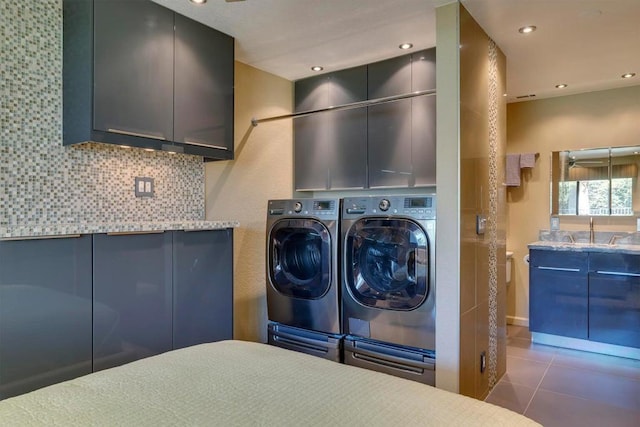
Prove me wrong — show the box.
[343,336,435,385]
[268,323,343,363]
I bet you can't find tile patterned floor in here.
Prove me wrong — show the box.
[485,326,640,426]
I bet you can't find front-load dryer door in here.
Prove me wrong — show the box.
[268,219,331,299]
[345,218,430,310]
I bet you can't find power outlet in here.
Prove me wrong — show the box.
[135,177,154,197]
[637,217,640,232]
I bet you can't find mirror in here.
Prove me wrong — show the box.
[551,146,640,216]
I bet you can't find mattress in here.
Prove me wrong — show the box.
[0,340,540,426]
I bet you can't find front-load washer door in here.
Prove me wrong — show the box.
[269,219,331,299]
[345,218,430,310]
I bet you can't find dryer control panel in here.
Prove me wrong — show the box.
[342,195,436,220]
[267,199,339,219]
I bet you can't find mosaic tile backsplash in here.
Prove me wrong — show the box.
[1,1,206,232]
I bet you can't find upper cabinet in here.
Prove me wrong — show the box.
[294,66,368,191]
[63,0,234,160]
[293,48,436,191]
[368,49,436,188]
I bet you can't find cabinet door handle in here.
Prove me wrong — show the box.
[537,266,581,272]
[595,270,640,277]
[0,234,81,241]
[183,140,229,151]
[108,128,166,140]
[106,231,165,236]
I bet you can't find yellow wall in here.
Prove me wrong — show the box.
[506,85,640,326]
[205,61,293,342]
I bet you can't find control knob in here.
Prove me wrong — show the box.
[293,202,303,213]
[379,199,390,211]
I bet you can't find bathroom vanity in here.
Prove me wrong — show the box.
[528,239,640,359]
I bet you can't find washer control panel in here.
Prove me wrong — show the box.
[342,195,436,220]
[268,199,338,219]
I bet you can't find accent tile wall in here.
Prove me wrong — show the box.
[1,1,205,229]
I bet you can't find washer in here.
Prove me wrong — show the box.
[341,195,436,384]
[266,198,342,361]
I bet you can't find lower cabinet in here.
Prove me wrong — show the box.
[92,232,173,371]
[173,229,233,349]
[0,235,93,399]
[0,229,234,398]
[588,253,640,348]
[529,249,589,339]
[530,249,640,350]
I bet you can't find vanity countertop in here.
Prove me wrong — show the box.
[528,241,640,255]
[0,220,240,240]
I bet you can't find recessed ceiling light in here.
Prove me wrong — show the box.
[311,66,323,72]
[622,72,636,79]
[555,84,568,89]
[189,0,207,4]
[399,43,413,50]
[518,25,537,34]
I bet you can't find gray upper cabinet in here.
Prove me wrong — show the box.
[93,0,174,141]
[293,48,436,191]
[63,0,234,160]
[0,236,93,399]
[174,13,234,154]
[294,66,367,191]
[367,48,436,188]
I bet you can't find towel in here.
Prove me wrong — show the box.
[506,154,521,187]
[520,153,537,168]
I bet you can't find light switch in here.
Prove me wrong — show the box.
[476,214,486,235]
[135,177,154,197]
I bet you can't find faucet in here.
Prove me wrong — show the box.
[589,217,594,244]
[566,233,575,243]
[608,235,622,245]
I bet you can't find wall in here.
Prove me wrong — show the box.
[458,4,507,400]
[506,85,640,326]
[205,61,293,343]
[1,0,205,232]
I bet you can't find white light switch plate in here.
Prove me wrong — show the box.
[637,217,640,232]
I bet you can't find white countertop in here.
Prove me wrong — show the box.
[0,220,240,240]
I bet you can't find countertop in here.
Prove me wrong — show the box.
[528,241,640,255]
[0,220,240,240]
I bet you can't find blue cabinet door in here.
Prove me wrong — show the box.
[172,229,233,349]
[529,249,588,339]
[0,236,92,399]
[589,253,640,348]
[92,232,173,371]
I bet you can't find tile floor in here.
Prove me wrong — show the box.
[485,325,640,426]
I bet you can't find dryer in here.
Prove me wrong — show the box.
[341,195,436,385]
[266,198,342,361]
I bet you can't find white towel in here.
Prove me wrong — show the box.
[520,153,536,168]
[506,154,521,187]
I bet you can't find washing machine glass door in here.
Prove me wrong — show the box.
[346,218,430,310]
[269,219,332,299]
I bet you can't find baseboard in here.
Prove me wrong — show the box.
[506,316,529,327]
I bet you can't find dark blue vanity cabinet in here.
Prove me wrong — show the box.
[529,249,589,339]
[588,253,640,348]
[63,0,234,159]
[92,232,174,372]
[294,66,368,191]
[172,229,233,349]
[530,248,640,350]
[0,236,93,399]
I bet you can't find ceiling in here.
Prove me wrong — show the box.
[153,0,640,103]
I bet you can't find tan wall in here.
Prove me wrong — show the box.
[506,85,640,326]
[457,5,507,400]
[205,61,293,342]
